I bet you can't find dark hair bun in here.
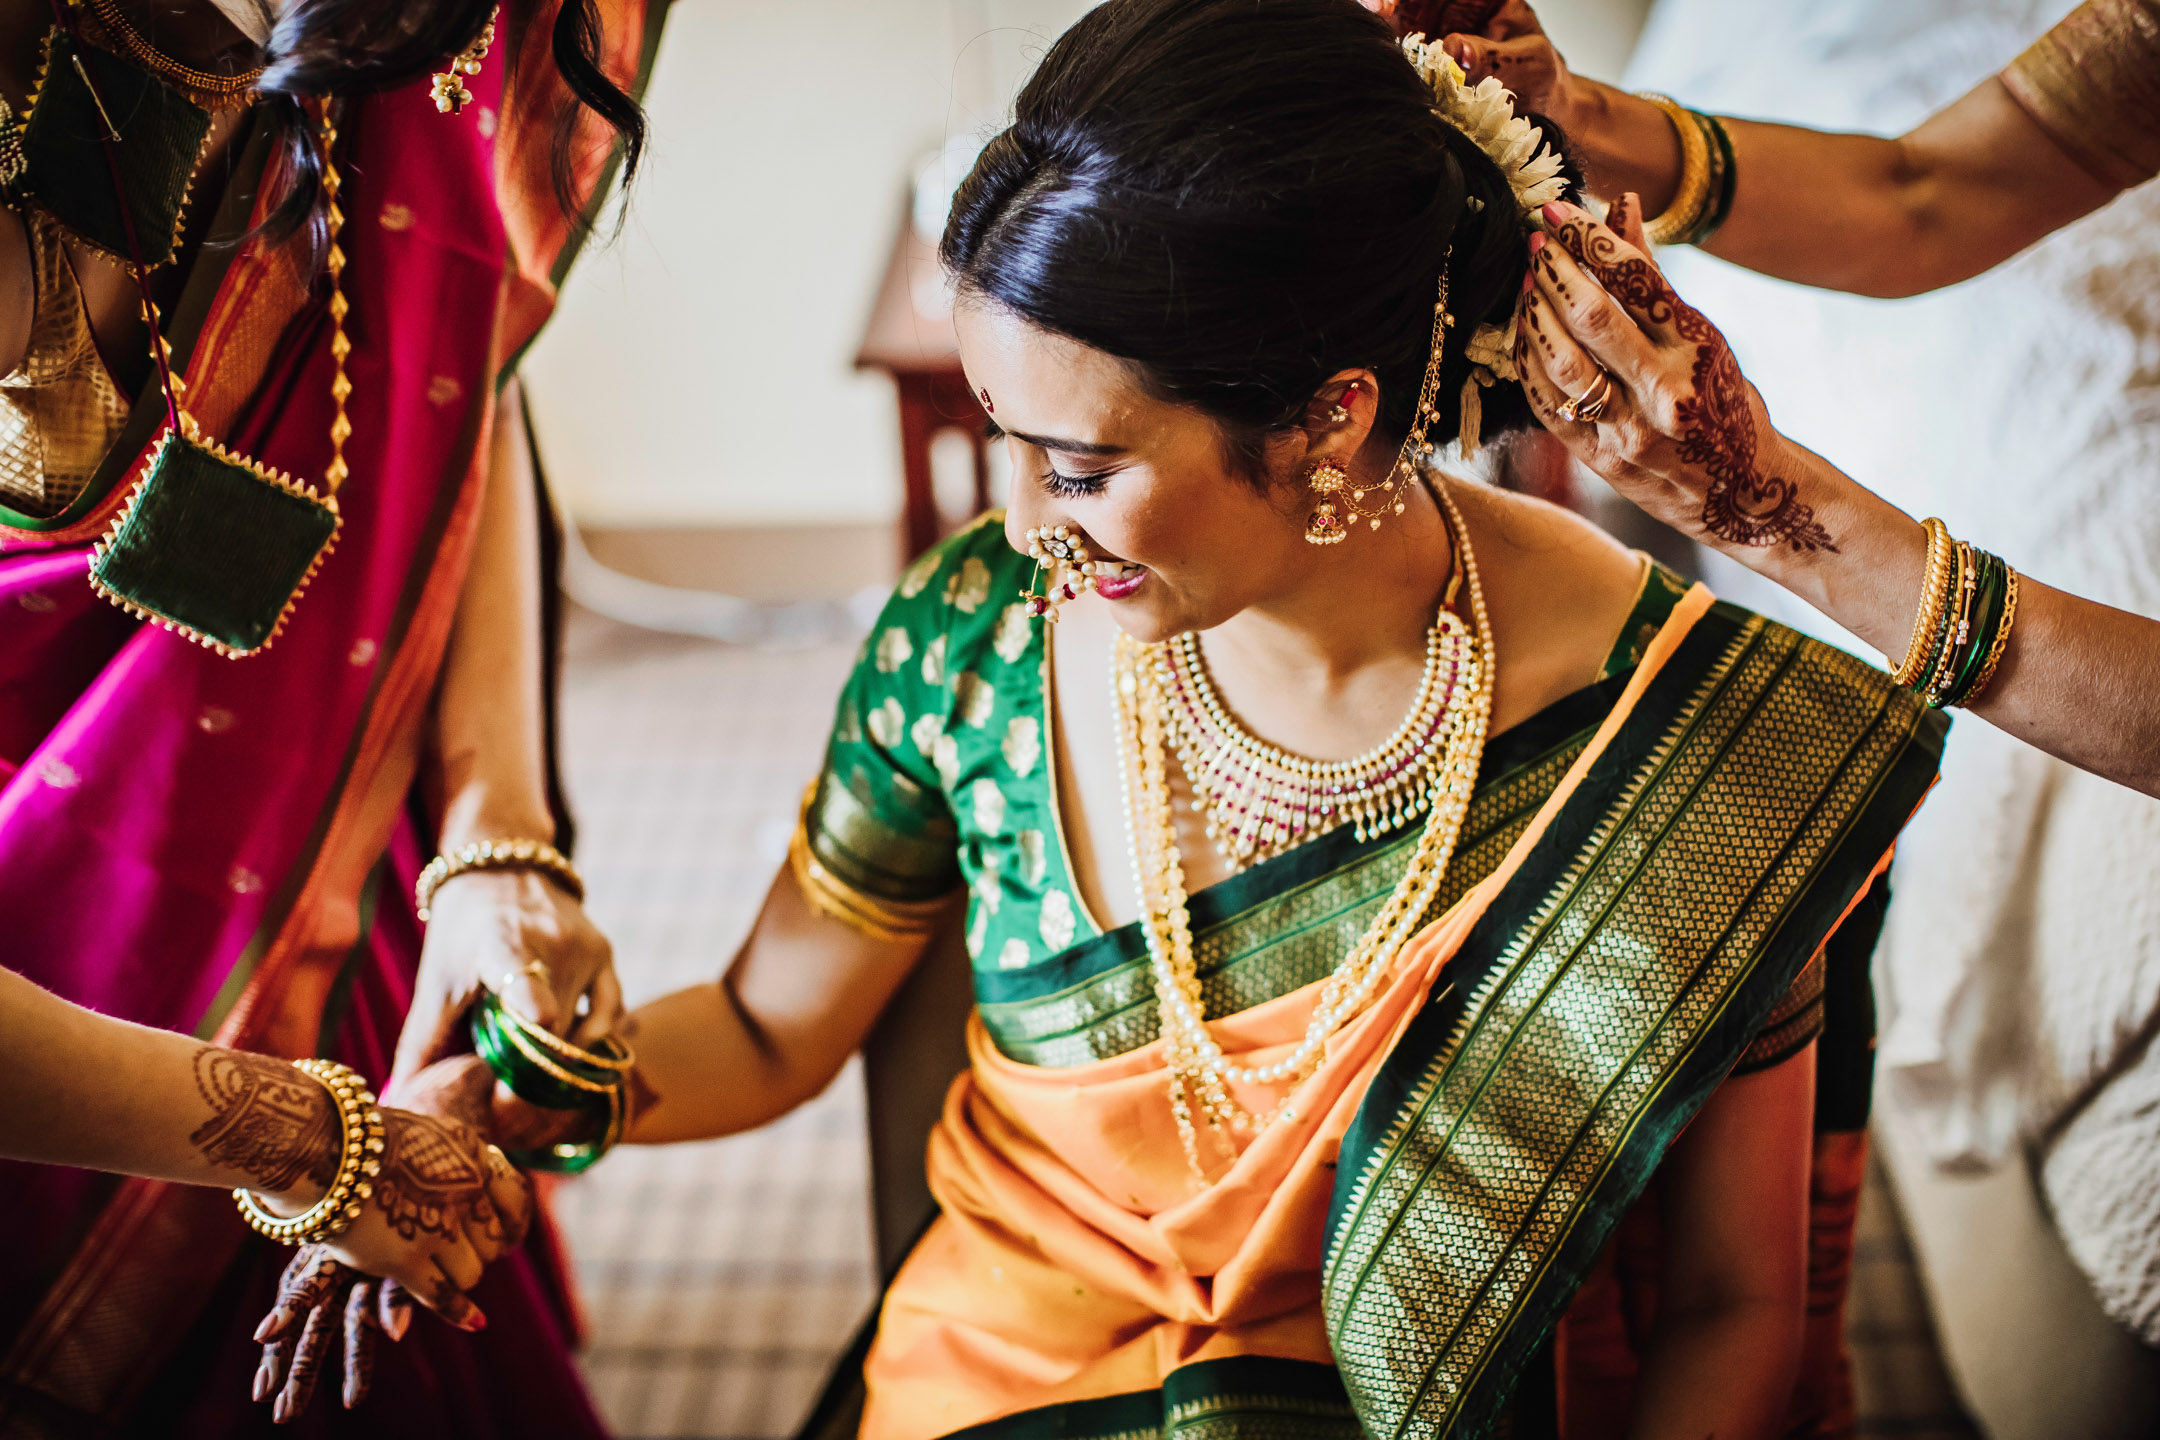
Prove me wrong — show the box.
[942,0,1582,469]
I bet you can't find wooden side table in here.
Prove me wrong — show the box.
[856,219,992,562]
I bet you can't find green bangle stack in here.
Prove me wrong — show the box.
[471,990,632,1175]
[1892,519,2021,710]
[1637,94,1739,248]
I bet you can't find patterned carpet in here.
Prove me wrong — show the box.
[550,606,1976,1440]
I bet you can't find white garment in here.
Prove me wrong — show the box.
[1625,0,2160,1338]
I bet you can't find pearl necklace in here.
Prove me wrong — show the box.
[1112,483,1494,1182]
[1158,585,1468,869]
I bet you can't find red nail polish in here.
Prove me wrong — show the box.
[1522,266,1535,296]
[461,1309,489,1333]
[1542,202,1570,227]
[1528,232,1547,255]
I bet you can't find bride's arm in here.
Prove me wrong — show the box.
[607,867,948,1144]
[1627,1047,1814,1440]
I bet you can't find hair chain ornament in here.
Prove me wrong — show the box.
[1398,34,1568,455]
[1303,261,1453,544]
[432,6,499,115]
[1115,482,1494,1183]
[1020,523,1095,622]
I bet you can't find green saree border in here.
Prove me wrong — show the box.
[1320,605,1945,1440]
[936,1356,1362,1440]
[975,672,1634,1067]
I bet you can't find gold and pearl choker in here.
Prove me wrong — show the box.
[1157,558,1468,869]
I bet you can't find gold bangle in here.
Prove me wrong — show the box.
[506,1006,636,1072]
[1962,565,2020,705]
[232,1060,386,1246]
[492,1008,624,1094]
[415,837,584,922]
[1638,93,1712,246]
[1891,518,1956,687]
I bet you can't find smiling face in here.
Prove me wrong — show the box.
[957,298,1349,644]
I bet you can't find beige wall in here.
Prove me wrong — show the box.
[524,0,1651,529]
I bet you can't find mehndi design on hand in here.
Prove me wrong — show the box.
[190,1049,341,1195]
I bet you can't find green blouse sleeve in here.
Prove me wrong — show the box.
[801,547,971,920]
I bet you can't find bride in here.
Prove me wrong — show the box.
[270,0,1942,1433]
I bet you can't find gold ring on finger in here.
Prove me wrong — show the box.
[1558,370,1614,424]
[493,960,550,994]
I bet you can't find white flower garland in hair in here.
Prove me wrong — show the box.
[1399,35,1566,444]
[1401,35,1570,220]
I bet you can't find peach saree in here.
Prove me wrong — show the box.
[802,523,1943,1440]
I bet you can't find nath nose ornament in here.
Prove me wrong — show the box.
[1021,525,1096,622]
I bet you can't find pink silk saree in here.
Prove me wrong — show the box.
[0,4,664,1434]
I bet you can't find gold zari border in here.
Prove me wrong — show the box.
[789,800,949,943]
[1323,619,1926,1437]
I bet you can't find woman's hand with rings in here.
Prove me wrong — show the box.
[389,864,622,1094]
[1515,196,1839,555]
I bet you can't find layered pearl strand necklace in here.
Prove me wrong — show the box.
[1158,593,1471,869]
[1112,483,1495,1182]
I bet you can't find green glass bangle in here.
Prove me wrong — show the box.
[1695,112,1739,244]
[1913,545,1969,705]
[471,991,622,1174]
[1940,550,2008,708]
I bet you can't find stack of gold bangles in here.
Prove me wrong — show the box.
[471,989,632,1174]
[1638,93,1738,248]
[1890,517,2021,709]
[234,1059,387,1244]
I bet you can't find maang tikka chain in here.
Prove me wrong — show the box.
[1303,251,1454,546]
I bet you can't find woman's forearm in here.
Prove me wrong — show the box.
[1562,76,2112,298]
[0,966,336,1204]
[434,376,553,851]
[1738,442,2160,798]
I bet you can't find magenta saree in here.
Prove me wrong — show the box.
[0,5,664,1433]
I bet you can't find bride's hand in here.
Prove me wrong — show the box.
[251,1060,532,1421]
[389,867,622,1093]
[1513,197,1839,556]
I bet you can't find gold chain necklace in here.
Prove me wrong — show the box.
[1158,561,1467,869]
[75,0,263,111]
[1113,482,1495,1182]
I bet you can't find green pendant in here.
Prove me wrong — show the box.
[88,428,340,656]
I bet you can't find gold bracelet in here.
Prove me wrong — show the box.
[1638,93,1712,246]
[1963,564,2021,704]
[415,837,584,922]
[492,1004,634,1093]
[233,1060,386,1246]
[1890,518,1956,687]
[507,1005,636,1071]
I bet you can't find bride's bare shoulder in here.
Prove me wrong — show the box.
[1447,478,1652,726]
[1448,480,1642,598]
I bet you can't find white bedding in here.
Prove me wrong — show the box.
[1622,0,2160,1340]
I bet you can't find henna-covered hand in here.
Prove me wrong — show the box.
[248,1079,531,1423]
[1517,197,1837,555]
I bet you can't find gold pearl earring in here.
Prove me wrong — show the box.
[432,7,499,115]
[1302,462,1350,546]
[1021,525,1095,621]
